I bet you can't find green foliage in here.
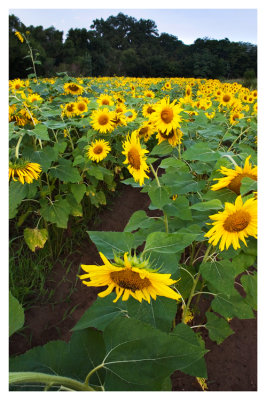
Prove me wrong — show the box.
[9,292,25,336]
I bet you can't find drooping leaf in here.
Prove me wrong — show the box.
[241,273,257,310]
[49,158,81,183]
[39,197,71,228]
[190,199,223,211]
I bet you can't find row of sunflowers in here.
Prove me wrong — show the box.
[9,72,257,391]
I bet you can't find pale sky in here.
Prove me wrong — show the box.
[9,8,257,45]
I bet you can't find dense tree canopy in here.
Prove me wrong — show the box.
[9,13,257,79]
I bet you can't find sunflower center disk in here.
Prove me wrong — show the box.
[161,107,174,123]
[93,145,103,154]
[128,148,141,170]
[68,85,79,92]
[223,94,231,102]
[102,99,110,105]
[78,104,86,111]
[110,269,151,292]
[147,106,155,114]
[139,127,149,136]
[228,173,257,195]
[223,210,251,232]
[98,115,109,125]
[159,128,175,139]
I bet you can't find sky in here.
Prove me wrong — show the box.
[9,8,257,45]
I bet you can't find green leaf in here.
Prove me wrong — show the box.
[161,170,199,194]
[211,291,254,319]
[24,228,48,252]
[163,196,192,220]
[9,329,105,388]
[72,294,127,332]
[183,142,220,161]
[30,124,50,141]
[39,197,71,228]
[205,311,234,344]
[202,188,237,204]
[148,186,171,209]
[241,273,257,310]
[9,292,24,337]
[49,158,81,183]
[9,181,29,217]
[200,260,243,296]
[103,317,207,390]
[66,194,83,217]
[87,231,144,259]
[150,141,174,155]
[240,177,257,196]
[124,210,151,232]
[144,231,197,254]
[171,323,207,378]
[70,183,86,203]
[126,296,178,333]
[190,199,223,211]
[22,146,57,173]
[159,158,189,171]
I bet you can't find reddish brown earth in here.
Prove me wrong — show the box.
[9,185,257,391]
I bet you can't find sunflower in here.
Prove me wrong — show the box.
[87,139,111,162]
[142,103,156,118]
[10,79,25,92]
[211,156,257,195]
[149,97,182,135]
[136,121,155,142]
[79,251,181,304]
[90,108,116,133]
[156,128,183,147]
[9,160,41,184]
[204,196,257,251]
[96,94,114,107]
[61,102,77,118]
[27,93,43,104]
[143,90,155,99]
[122,131,149,186]
[74,99,88,115]
[15,31,24,43]
[219,92,234,107]
[114,103,127,114]
[229,111,244,125]
[125,109,137,122]
[64,82,84,96]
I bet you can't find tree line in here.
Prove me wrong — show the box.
[9,13,257,80]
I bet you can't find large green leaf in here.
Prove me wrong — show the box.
[70,183,86,203]
[29,124,50,141]
[205,311,234,344]
[39,197,71,228]
[200,260,244,296]
[49,158,81,183]
[240,177,257,196]
[161,170,200,194]
[22,146,57,173]
[87,231,144,259]
[190,199,223,211]
[126,296,178,332]
[9,329,105,388]
[171,323,207,378]
[72,294,127,332]
[9,292,24,337]
[211,291,254,320]
[144,231,198,255]
[163,196,192,220]
[241,273,257,310]
[9,181,29,217]
[183,142,220,161]
[103,317,207,390]
[148,186,171,209]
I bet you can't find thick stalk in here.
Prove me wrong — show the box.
[84,364,104,386]
[149,163,169,233]
[182,244,212,323]
[9,372,94,391]
[15,135,23,159]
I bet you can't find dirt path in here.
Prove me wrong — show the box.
[9,185,257,391]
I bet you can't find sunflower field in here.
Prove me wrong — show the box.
[9,53,257,391]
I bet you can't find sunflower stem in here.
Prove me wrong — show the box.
[228,127,250,152]
[150,163,169,233]
[84,364,104,386]
[9,372,94,391]
[15,135,23,159]
[182,244,212,324]
[149,163,161,187]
